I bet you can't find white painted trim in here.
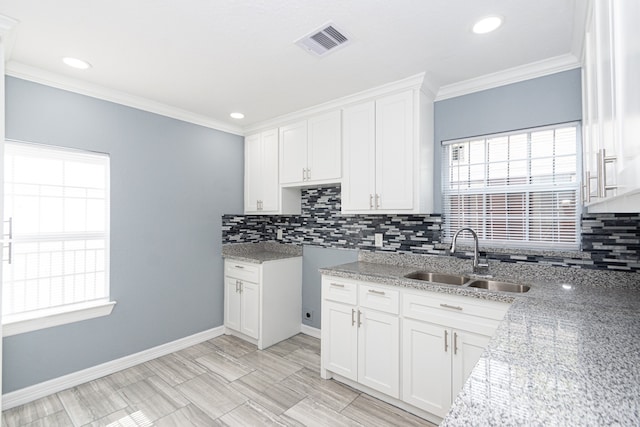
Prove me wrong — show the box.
[300,324,321,339]
[244,72,432,134]
[3,300,117,337]
[435,54,581,101]
[1,325,225,410]
[5,61,244,136]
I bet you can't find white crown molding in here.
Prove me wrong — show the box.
[5,61,244,136]
[0,14,19,60]
[1,326,225,410]
[435,54,582,101]
[243,72,432,134]
[571,0,590,63]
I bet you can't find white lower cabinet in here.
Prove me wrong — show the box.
[402,319,491,418]
[224,257,302,349]
[321,274,510,421]
[224,276,258,338]
[321,278,400,398]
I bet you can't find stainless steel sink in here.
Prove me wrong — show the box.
[404,271,470,286]
[467,279,530,293]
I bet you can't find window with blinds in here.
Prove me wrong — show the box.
[442,123,580,249]
[3,141,110,324]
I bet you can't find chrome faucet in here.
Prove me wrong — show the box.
[450,227,489,275]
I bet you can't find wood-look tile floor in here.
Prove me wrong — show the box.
[2,334,436,427]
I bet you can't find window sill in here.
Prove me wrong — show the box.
[2,300,117,337]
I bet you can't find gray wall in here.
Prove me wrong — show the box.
[302,246,358,329]
[3,77,243,393]
[433,68,583,211]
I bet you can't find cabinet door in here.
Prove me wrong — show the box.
[323,301,358,381]
[307,110,341,183]
[279,121,308,185]
[224,277,242,332]
[342,101,376,212]
[358,308,399,398]
[244,133,262,213]
[240,281,260,339]
[451,330,490,399]
[401,318,452,418]
[375,91,414,210]
[260,129,280,212]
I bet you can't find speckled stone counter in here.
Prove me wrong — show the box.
[320,252,640,426]
[222,242,302,263]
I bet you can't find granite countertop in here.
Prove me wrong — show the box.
[320,254,640,426]
[222,242,303,264]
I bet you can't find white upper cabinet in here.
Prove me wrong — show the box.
[342,88,434,213]
[245,129,279,214]
[279,110,342,186]
[582,0,640,212]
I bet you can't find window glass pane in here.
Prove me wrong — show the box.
[3,142,110,320]
[442,123,579,249]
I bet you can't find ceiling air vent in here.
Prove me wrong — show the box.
[295,22,351,56]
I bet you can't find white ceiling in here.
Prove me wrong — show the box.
[0,0,583,134]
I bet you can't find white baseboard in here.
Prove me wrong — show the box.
[2,326,225,410]
[300,324,321,339]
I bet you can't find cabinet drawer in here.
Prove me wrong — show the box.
[359,284,399,315]
[323,278,357,305]
[225,260,260,283]
[403,291,509,322]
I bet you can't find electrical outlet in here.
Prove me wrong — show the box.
[277,229,283,240]
[375,233,383,247]
[303,308,313,321]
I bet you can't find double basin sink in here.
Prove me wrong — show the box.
[404,270,530,293]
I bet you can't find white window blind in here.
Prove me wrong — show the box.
[442,123,580,249]
[3,141,110,322]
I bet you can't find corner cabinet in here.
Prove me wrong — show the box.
[279,110,342,186]
[342,88,434,214]
[582,0,640,212]
[224,258,302,349]
[321,274,510,423]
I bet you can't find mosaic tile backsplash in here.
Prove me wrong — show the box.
[222,186,640,273]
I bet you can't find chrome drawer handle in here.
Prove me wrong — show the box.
[440,303,463,311]
[330,283,345,288]
[234,265,245,269]
[368,289,386,295]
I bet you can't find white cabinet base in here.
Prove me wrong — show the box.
[224,257,302,350]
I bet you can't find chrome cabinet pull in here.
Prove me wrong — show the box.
[368,289,385,295]
[306,168,311,180]
[330,283,345,288]
[597,149,618,197]
[357,310,362,327]
[239,281,243,293]
[235,265,245,269]
[351,308,355,326]
[440,303,463,311]
[444,330,448,352]
[375,194,380,209]
[369,194,374,209]
[235,279,239,293]
[454,332,458,355]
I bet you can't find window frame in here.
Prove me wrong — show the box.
[441,122,583,250]
[2,139,115,336]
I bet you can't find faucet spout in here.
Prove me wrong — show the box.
[450,227,488,274]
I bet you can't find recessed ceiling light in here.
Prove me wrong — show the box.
[62,57,92,70]
[230,112,245,119]
[472,16,503,34]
